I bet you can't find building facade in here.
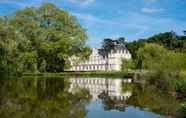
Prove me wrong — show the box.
[69,39,132,71]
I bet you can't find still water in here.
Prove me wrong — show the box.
[0,76,179,118]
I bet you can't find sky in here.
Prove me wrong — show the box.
[0,0,186,47]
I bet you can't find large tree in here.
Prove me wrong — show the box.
[5,3,91,73]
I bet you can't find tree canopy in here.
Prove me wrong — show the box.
[137,43,186,71]
[127,31,186,59]
[0,3,91,74]
[99,37,127,57]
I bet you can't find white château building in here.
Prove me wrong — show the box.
[69,38,132,71]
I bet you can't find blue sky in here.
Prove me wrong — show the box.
[0,0,186,47]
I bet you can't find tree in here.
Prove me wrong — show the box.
[101,37,127,56]
[127,39,145,59]
[100,38,115,57]
[7,3,90,73]
[127,31,186,60]
[121,59,136,71]
[118,37,126,48]
[137,43,186,79]
[0,17,24,75]
[137,43,167,70]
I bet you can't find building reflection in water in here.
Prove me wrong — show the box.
[69,77,132,101]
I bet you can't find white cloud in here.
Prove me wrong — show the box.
[68,0,95,5]
[72,12,149,41]
[72,11,186,46]
[141,7,164,13]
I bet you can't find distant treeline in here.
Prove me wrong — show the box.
[127,31,186,59]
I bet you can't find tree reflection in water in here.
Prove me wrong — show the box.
[0,77,91,118]
[98,91,127,111]
[125,83,180,117]
[0,77,181,118]
[69,77,180,117]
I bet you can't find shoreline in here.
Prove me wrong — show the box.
[22,71,134,78]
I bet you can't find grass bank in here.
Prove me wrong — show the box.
[23,71,133,78]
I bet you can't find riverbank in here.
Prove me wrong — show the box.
[23,71,134,78]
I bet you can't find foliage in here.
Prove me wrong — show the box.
[39,59,47,72]
[137,43,166,70]
[101,38,115,55]
[121,59,136,71]
[0,18,23,75]
[99,37,127,57]
[136,43,186,99]
[127,31,186,59]
[0,3,90,74]
[127,39,145,59]
[19,51,38,73]
[137,43,186,74]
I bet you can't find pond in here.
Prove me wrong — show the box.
[0,76,180,118]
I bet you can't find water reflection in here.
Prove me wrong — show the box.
[0,76,179,118]
[69,77,132,111]
[68,77,179,117]
[0,77,91,118]
[126,83,179,117]
[69,77,132,100]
